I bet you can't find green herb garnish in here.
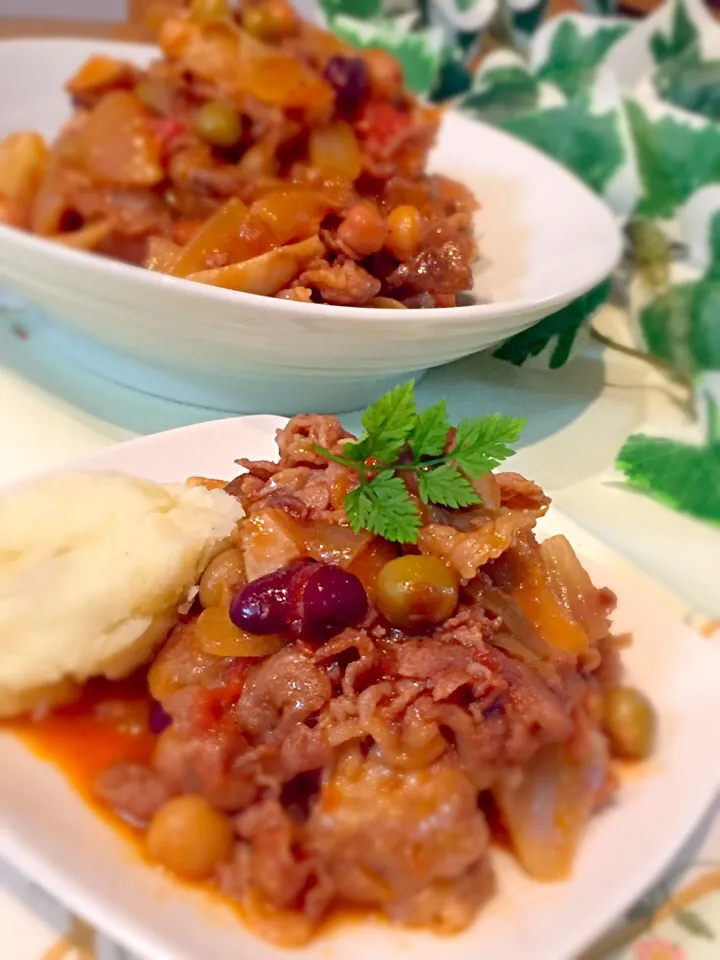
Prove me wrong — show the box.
[315,381,525,543]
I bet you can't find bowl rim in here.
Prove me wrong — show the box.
[0,35,623,324]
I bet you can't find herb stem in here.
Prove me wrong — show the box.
[314,448,356,468]
[311,384,523,543]
[590,326,689,383]
[313,446,449,477]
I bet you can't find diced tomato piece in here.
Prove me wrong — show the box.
[194,662,248,735]
[358,102,412,152]
[148,116,186,155]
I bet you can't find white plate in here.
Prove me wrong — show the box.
[1,414,719,960]
[0,38,621,414]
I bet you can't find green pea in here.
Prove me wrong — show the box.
[376,555,458,630]
[194,101,242,148]
[602,686,656,761]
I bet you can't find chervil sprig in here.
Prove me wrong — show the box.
[314,381,525,543]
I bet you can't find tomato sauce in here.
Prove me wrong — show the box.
[6,677,377,944]
[8,674,155,843]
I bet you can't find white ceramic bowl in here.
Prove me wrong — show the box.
[0,38,622,414]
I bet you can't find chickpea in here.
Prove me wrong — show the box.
[337,203,388,257]
[602,686,656,761]
[194,101,243,148]
[199,547,246,609]
[376,555,459,630]
[385,205,422,261]
[363,48,404,101]
[242,0,297,42]
[146,794,234,880]
[189,0,229,21]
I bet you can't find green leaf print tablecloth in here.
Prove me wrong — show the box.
[309,0,720,534]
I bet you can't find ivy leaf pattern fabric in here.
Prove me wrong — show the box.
[536,18,629,99]
[310,0,720,531]
[493,281,611,367]
[626,100,720,220]
[501,97,624,194]
[616,398,720,526]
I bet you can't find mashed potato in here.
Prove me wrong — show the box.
[0,471,244,718]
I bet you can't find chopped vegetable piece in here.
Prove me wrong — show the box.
[195,607,287,657]
[491,536,589,654]
[251,189,334,245]
[309,121,363,181]
[66,56,135,96]
[144,236,181,272]
[365,296,408,309]
[493,739,608,881]
[51,219,113,251]
[78,91,163,186]
[198,547,246,608]
[0,132,47,205]
[169,197,250,277]
[188,235,325,295]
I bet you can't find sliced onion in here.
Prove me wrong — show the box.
[473,473,501,512]
[464,579,551,660]
[77,91,163,187]
[169,197,249,278]
[347,538,399,601]
[365,296,407,309]
[0,132,47,204]
[540,535,610,644]
[31,168,67,235]
[251,188,334,246]
[145,235,181,272]
[493,736,608,881]
[308,121,362,181]
[66,55,133,95]
[188,235,324,295]
[237,509,303,582]
[301,521,372,568]
[489,537,589,655]
[240,887,316,948]
[52,218,113,251]
[491,632,542,664]
[195,607,287,658]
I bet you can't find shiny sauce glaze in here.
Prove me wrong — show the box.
[7,674,382,940]
[10,674,155,845]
